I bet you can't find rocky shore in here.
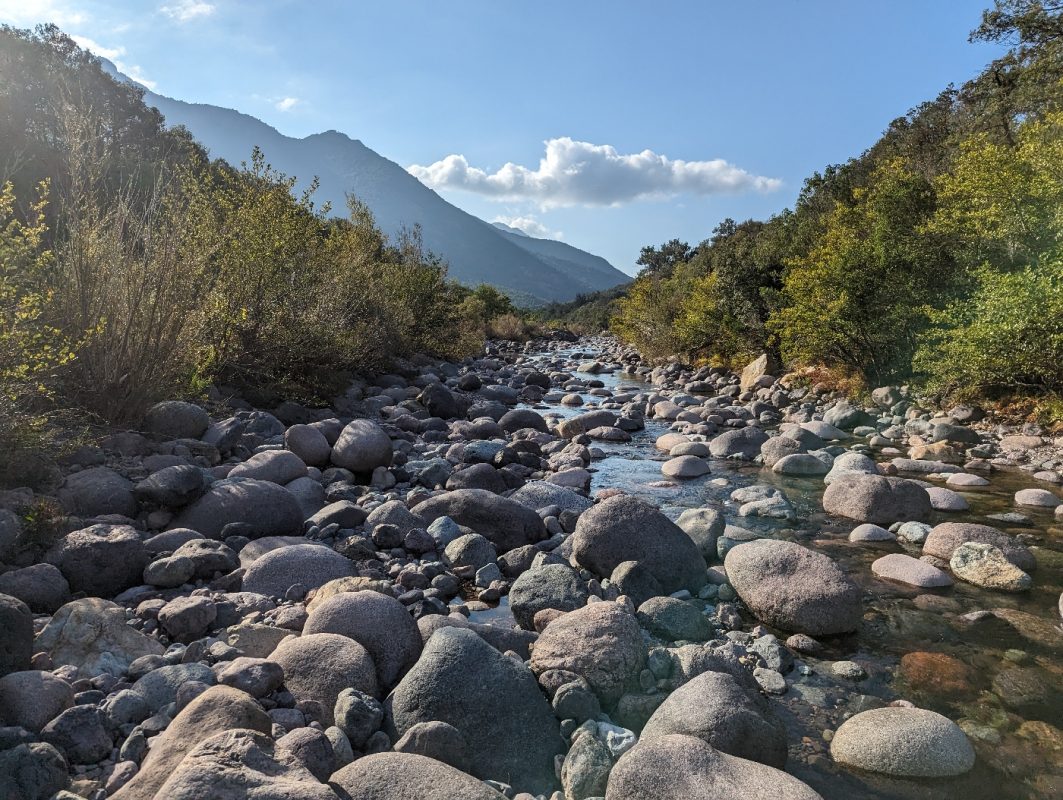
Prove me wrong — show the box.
[0,336,1061,800]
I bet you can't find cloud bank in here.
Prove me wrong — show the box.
[492,215,563,240]
[160,0,215,22]
[409,137,781,208]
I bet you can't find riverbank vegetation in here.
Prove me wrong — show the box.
[606,0,1062,418]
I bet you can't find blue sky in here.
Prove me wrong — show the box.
[2,0,1007,274]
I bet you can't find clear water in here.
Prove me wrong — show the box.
[498,347,1063,799]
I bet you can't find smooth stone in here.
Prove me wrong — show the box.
[830,707,975,777]
[871,554,953,588]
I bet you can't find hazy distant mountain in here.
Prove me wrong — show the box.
[109,70,628,303]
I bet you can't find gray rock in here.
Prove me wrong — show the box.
[110,685,271,800]
[509,481,593,515]
[173,538,239,578]
[158,595,217,641]
[0,742,69,800]
[171,477,304,539]
[530,601,646,706]
[388,627,562,795]
[509,564,589,630]
[35,598,164,678]
[641,670,787,767]
[58,466,137,517]
[393,721,469,771]
[46,524,148,597]
[708,427,769,459]
[0,670,73,732]
[830,707,975,777]
[134,464,207,507]
[572,495,706,595]
[307,500,368,530]
[760,436,804,468]
[285,424,332,467]
[271,633,378,726]
[415,489,546,552]
[923,522,1036,572]
[214,657,284,697]
[724,539,861,636]
[871,554,953,588]
[823,451,879,486]
[153,728,336,800]
[142,400,210,439]
[143,555,194,587]
[243,543,355,598]
[0,593,32,677]
[334,688,384,750]
[443,533,497,571]
[674,507,724,560]
[276,727,336,782]
[637,596,712,642]
[40,705,112,765]
[230,449,308,484]
[131,663,215,712]
[822,474,931,524]
[303,590,422,689]
[661,455,710,478]
[331,419,393,474]
[330,752,506,800]
[606,734,822,799]
[562,728,612,800]
[773,453,830,476]
[609,560,663,608]
[499,408,549,433]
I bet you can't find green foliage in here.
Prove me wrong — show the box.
[635,238,693,278]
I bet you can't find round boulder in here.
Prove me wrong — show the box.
[271,633,379,725]
[170,477,305,539]
[142,400,210,440]
[331,419,393,474]
[724,539,861,636]
[331,752,506,800]
[829,707,975,777]
[415,489,546,552]
[242,544,355,599]
[822,474,931,524]
[45,524,148,597]
[509,564,590,631]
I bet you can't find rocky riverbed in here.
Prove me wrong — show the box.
[0,336,1061,800]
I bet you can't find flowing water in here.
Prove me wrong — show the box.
[472,347,1063,798]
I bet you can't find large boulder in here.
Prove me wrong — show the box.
[529,601,646,706]
[739,353,779,391]
[708,427,769,460]
[242,544,355,598]
[0,563,70,613]
[509,481,593,515]
[675,507,725,560]
[922,522,1036,572]
[641,670,787,767]
[388,627,562,795]
[606,734,822,800]
[557,410,618,438]
[830,707,975,777]
[498,408,549,433]
[724,539,861,636]
[823,452,879,485]
[303,591,422,689]
[271,633,378,725]
[571,495,706,594]
[229,450,308,484]
[414,489,546,552]
[35,598,164,678]
[418,383,465,420]
[134,464,208,507]
[170,477,304,538]
[153,729,337,800]
[331,419,393,473]
[0,593,32,677]
[509,564,590,630]
[142,400,210,439]
[57,467,137,518]
[330,752,506,800]
[822,474,931,524]
[0,742,70,800]
[45,524,148,597]
[111,685,271,800]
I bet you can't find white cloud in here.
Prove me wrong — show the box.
[71,35,158,90]
[160,0,214,21]
[0,0,88,26]
[274,96,300,112]
[409,137,781,208]
[492,215,563,240]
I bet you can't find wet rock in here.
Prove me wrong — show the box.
[509,564,589,631]
[303,590,422,689]
[898,652,973,698]
[641,670,787,767]
[415,489,546,552]
[243,543,355,598]
[773,453,831,476]
[992,666,1050,714]
[530,601,645,706]
[606,734,822,799]
[331,419,393,474]
[821,474,931,524]
[46,523,148,597]
[823,451,879,485]
[171,478,304,539]
[388,627,562,795]
[871,554,953,588]
[0,593,32,677]
[848,523,895,543]
[58,466,137,517]
[1014,488,1060,508]
[571,494,706,595]
[661,455,710,478]
[330,752,506,800]
[35,598,164,678]
[923,522,1036,571]
[950,543,1032,591]
[724,539,861,636]
[0,670,73,732]
[270,633,378,726]
[829,707,975,777]
[926,486,969,512]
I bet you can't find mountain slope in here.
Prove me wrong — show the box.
[126,81,628,303]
